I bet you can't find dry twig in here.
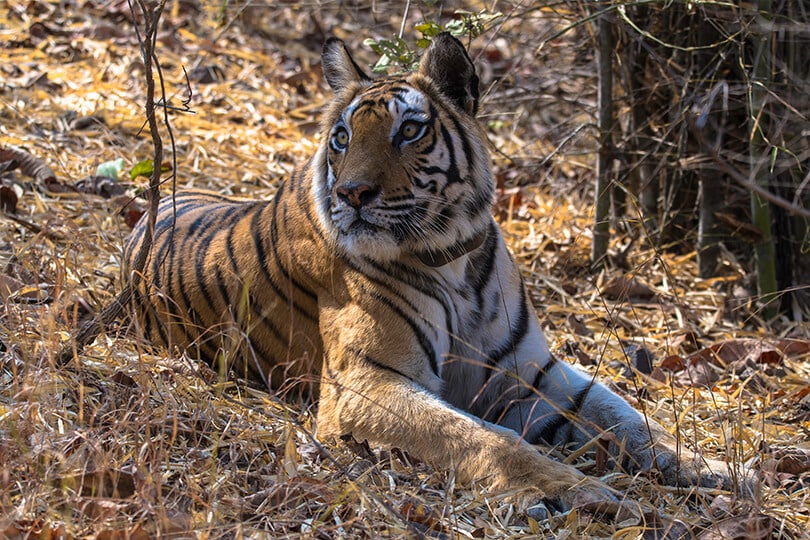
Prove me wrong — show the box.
[57,0,168,365]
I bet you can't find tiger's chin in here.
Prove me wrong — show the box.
[336,226,402,262]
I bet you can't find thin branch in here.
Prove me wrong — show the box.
[57,0,169,366]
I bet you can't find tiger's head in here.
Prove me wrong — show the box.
[313,33,494,267]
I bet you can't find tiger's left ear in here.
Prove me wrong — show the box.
[322,38,371,93]
[418,33,480,116]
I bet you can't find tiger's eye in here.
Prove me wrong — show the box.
[399,120,422,141]
[333,127,349,149]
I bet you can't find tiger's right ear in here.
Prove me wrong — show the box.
[322,38,371,93]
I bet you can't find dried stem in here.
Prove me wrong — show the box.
[57,0,168,366]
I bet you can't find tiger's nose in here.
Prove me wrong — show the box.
[335,182,379,208]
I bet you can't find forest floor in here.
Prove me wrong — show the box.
[1,1,809,538]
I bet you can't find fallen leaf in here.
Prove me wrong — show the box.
[688,339,785,368]
[660,355,686,371]
[668,330,702,354]
[601,274,656,301]
[567,314,593,337]
[96,525,151,540]
[401,496,442,530]
[774,338,810,357]
[626,345,654,374]
[566,341,594,366]
[188,64,225,83]
[649,366,667,382]
[245,476,333,513]
[95,157,124,179]
[0,274,49,304]
[0,185,18,213]
[762,445,810,476]
[58,469,137,498]
[110,371,138,388]
[675,359,719,387]
[1,520,72,540]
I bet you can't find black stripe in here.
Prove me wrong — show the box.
[249,197,297,316]
[161,197,238,360]
[530,354,558,392]
[298,170,330,246]
[160,215,211,358]
[446,112,474,181]
[360,259,456,362]
[270,199,317,307]
[223,212,288,350]
[531,414,570,445]
[569,385,590,416]
[483,289,530,381]
[360,353,410,382]
[133,286,167,348]
[438,123,463,185]
[357,282,439,377]
[249,185,316,319]
[530,384,591,446]
[192,203,248,322]
[465,222,498,312]
[287,164,301,194]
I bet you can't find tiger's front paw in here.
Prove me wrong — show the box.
[491,445,618,519]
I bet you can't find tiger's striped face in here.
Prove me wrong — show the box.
[316,38,493,266]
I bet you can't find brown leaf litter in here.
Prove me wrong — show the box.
[1,1,809,539]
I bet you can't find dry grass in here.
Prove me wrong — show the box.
[2,1,809,538]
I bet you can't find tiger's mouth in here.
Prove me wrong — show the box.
[330,199,394,236]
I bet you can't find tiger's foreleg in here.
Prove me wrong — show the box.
[315,301,615,510]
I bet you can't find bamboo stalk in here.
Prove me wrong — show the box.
[592,5,615,270]
[749,0,779,319]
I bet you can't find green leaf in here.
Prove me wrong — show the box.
[130,159,154,180]
[371,55,393,73]
[96,157,124,180]
[366,36,416,73]
[415,21,441,38]
[363,38,383,54]
[444,19,466,37]
[129,159,170,180]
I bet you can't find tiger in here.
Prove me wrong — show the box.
[124,33,740,512]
